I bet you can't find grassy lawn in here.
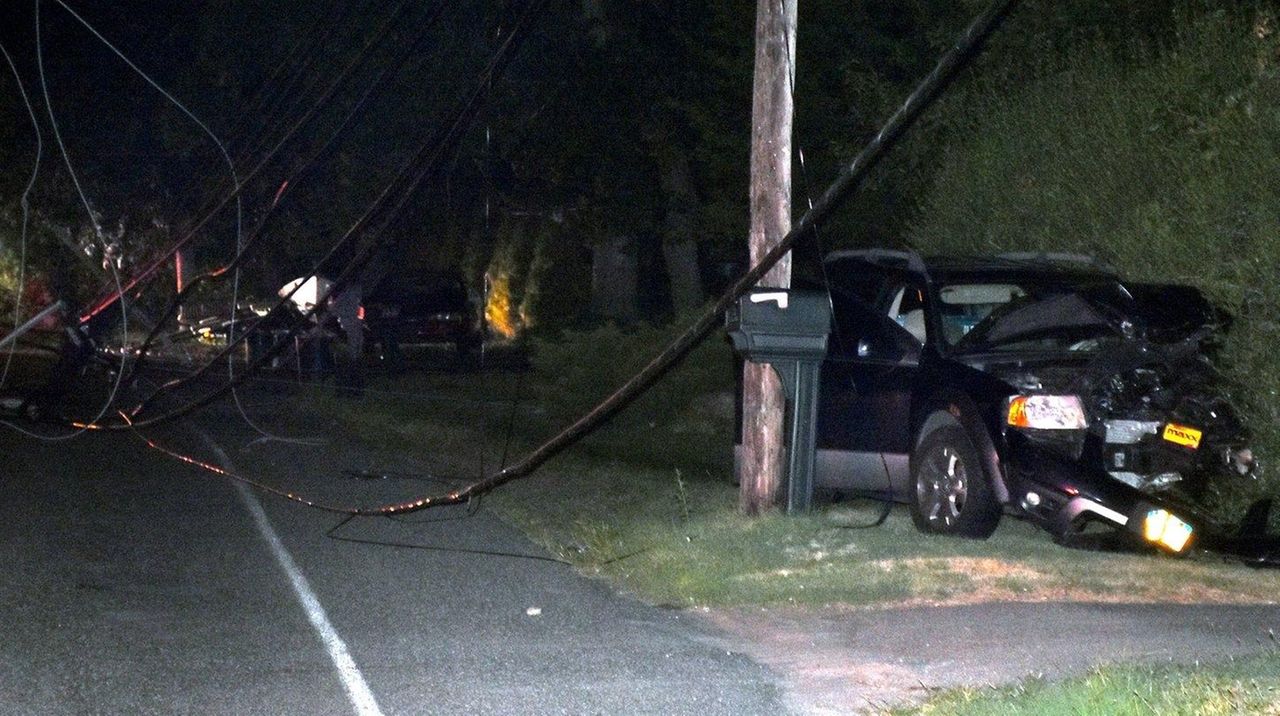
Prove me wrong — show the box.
[309,346,1280,610]
[899,652,1280,716]
[491,469,1280,609]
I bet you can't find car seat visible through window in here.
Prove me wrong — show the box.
[900,309,926,344]
[886,285,927,345]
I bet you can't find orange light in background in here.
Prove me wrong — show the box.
[485,271,519,340]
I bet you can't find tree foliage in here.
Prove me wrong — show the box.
[2,1,1270,329]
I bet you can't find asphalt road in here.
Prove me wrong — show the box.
[4,390,1279,715]
[0,409,781,715]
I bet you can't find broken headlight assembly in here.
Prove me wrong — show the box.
[1005,394,1090,461]
[1007,395,1088,430]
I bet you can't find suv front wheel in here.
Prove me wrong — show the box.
[909,423,1001,538]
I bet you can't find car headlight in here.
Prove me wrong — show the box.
[1143,509,1193,553]
[1007,395,1088,430]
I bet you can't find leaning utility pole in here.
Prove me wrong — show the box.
[740,0,797,514]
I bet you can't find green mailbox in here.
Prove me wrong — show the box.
[726,289,831,513]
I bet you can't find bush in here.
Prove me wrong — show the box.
[531,312,735,419]
[0,226,49,329]
[0,248,18,323]
[528,312,737,470]
[908,6,1280,517]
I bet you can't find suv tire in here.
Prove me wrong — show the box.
[909,423,1001,538]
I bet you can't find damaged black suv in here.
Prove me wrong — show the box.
[815,250,1270,561]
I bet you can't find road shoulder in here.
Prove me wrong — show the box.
[695,601,1280,714]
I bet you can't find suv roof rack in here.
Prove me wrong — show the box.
[823,249,1116,281]
[824,248,928,276]
[995,252,1114,272]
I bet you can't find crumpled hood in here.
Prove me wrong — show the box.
[1070,339,1242,435]
[957,352,1090,394]
[964,336,1250,466]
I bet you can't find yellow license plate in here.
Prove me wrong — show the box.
[1162,423,1202,450]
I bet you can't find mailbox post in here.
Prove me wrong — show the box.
[726,289,831,513]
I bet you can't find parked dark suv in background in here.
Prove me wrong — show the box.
[815,250,1273,562]
[361,272,483,359]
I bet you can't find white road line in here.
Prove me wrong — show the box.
[207,440,386,716]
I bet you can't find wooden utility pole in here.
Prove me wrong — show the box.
[740,0,796,515]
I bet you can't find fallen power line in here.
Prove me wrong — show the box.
[362,0,1027,514]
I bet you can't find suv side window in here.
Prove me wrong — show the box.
[825,264,923,363]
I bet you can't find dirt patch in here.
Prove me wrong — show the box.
[696,608,930,714]
[871,556,1040,579]
[864,556,1278,608]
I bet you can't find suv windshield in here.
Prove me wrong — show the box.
[942,280,1131,353]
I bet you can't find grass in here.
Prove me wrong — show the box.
[899,652,1280,715]
[310,349,1280,610]
[490,460,1280,609]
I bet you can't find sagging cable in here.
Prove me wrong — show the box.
[122,410,473,515]
[323,514,571,564]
